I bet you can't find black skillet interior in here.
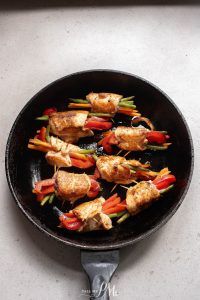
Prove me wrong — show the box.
[6,70,193,250]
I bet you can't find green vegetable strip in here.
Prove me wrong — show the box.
[49,193,55,204]
[92,154,98,161]
[78,149,96,154]
[36,115,49,121]
[118,103,136,109]
[117,212,130,224]
[120,96,135,102]
[45,125,50,143]
[40,195,51,206]
[108,211,127,219]
[146,145,167,151]
[69,98,89,104]
[160,184,174,194]
[89,112,113,117]
[155,131,168,134]
[120,100,134,105]
[128,165,151,172]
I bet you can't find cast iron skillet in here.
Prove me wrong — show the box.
[5,70,193,299]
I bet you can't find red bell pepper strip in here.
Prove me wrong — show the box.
[43,107,57,116]
[146,131,167,144]
[102,132,114,154]
[99,132,118,153]
[71,156,95,169]
[87,178,100,198]
[153,174,176,190]
[93,167,101,179]
[64,212,75,218]
[59,215,83,231]
[38,185,55,195]
[102,195,126,214]
[62,217,80,224]
[102,193,118,206]
[120,199,126,205]
[103,205,127,215]
[87,156,96,165]
[102,197,121,211]
[109,133,118,144]
[84,120,112,130]
[38,127,47,142]
[36,194,45,202]
[34,178,55,193]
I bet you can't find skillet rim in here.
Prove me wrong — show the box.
[5,69,194,250]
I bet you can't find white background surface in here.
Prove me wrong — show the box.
[1,1,200,299]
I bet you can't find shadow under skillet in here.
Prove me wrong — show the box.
[0,0,200,11]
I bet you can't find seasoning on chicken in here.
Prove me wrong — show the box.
[96,155,156,184]
[98,125,171,153]
[68,92,141,117]
[115,126,149,151]
[28,135,96,169]
[54,170,91,202]
[33,170,101,204]
[86,92,123,114]
[49,110,93,143]
[126,181,160,215]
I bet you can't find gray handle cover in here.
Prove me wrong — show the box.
[81,250,120,300]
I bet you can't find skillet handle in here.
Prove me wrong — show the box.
[81,250,119,300]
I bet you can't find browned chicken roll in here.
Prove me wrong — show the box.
[54,170,91,202]
[70,197,112,232]
[46,136,81,168]
[114,126,149,151]
[86,92,123,114]
[96,155,150,184]
[126,181,160,215]
[49,110,93,143]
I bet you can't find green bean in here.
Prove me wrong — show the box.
[78,149,96,154]
[146,145,167,151]
[89,113,113,117]
[69,98,89,104]
[160,185,174,194]
[40,195,51,206]
[120,96,135,102]
[49,193,55,204]
[92,154,98,161]
[118,103,136,109]
[117,212,130,224]
[108,211,127,219]
[36,115,49,121]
